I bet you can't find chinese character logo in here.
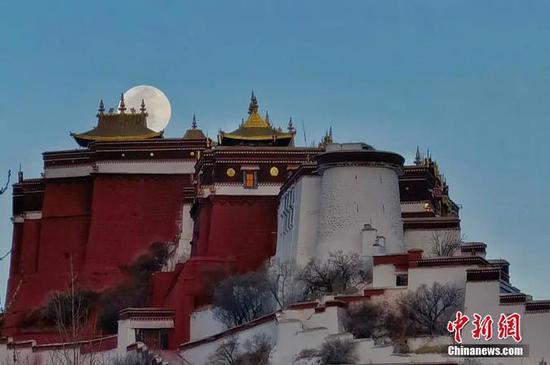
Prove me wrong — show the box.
[447,312,522,343]
[447,311,470,343]
[497,313,522,343]
[472,313,493,341]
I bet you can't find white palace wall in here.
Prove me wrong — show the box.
[276,175,321,267]
[316,165,405,260]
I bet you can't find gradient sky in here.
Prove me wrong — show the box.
[1,0,549,302]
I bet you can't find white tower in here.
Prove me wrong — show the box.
[315,143,405,261]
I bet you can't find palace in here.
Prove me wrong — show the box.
[2,92,548,365]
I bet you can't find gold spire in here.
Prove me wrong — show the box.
[217,92,295,146]
[287,117,295,133]
[182,114,206,140]
[320,126,334,146]
[98,99,105,115]
[118,93,126,113]
[140,99,147,114]
[248,91,258,115]
[414,146,422,165]
[240,92,270,128]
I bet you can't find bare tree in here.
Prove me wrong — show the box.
[236,334,272,365]
[209,336,240,365]
[430,231,463,257]
[47,256,104,365]
[209,335,272,365]
[298,251,370,299]
[343,301,385,339]
[0,170,10,196]
[265,260,305,310]
[97,242,173,334]
[319,337,357,365]
[211,260,305,328]
[399,282,463,336]
[212,271,275,327]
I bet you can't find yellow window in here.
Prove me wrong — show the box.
[244,171,256,188]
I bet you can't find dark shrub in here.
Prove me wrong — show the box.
[20,289,99,329]
[343,301,384,339]
[319,337,357,364]
[97,242,172,333]
[212,271,275,327]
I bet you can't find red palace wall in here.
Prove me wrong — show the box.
[148,195,278,345]
[37,178,92,274]
[191,196,278,272]
[84,174,189,288]
[3,174,192,340]
[4,178,93,337]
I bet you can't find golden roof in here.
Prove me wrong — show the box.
[219,93,295,146]
[71,96,162,147]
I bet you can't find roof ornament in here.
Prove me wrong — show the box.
[192,114,197,129]
[140,99,147,114]
[287,117,295,133]
[414,146,422,165]
[248,91,259,115]
[98,99,105,115]
[265,110,271,126]
[320,127,333,146]
[18,164,23,183]
[118,93,127,113]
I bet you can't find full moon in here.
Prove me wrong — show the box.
[123,85,171,132]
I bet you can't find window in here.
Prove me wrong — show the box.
[243,170,257,189]
[135,328,169,350]
[396,274,408,287]
[280,188,295,234]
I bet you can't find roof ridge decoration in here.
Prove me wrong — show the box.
[242,91,270,129]
[218,92,295,146]
[183,114,207,140]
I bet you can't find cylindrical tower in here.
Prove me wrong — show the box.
[315,143,405,260]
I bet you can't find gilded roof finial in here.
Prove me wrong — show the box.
[326,127,333,144]
[140,99,147,113]
[414,146,422,165]
[192,114,197,129]
[18,164,23,183]
[248,91,258,115]
[98,99,105,114]
[320,127,333,146]
[118,93,127,113]
[287,117,295,133]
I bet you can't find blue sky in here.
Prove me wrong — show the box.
[1,0,549,301]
